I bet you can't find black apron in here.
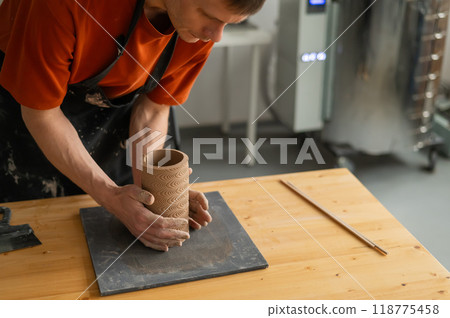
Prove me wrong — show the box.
[0,0,178,202]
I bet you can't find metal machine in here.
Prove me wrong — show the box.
[275,0,329,132]
[275,0,449,170]
[322,0,449,163]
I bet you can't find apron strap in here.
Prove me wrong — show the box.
[106,32,178,107]
[141,32,178,94]
[80,0,146,88]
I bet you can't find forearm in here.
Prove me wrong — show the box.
[21,105,117,205]
[21,104,189,251]
[129,94,171,185]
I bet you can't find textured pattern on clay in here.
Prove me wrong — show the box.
[141,149,189,232]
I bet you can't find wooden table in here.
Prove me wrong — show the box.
[1,169,449,299]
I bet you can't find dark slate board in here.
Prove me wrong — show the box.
[80,191,268,296]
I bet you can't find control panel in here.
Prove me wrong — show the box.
[308,0,327,14]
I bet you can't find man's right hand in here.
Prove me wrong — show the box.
[103,184,190,252]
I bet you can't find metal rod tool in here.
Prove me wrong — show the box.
[280,180,388,256]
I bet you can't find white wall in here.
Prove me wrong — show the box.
[176,1,280,128]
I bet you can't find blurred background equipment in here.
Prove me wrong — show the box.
[274,0,329,133]
[322,0,449,171]
[433,96,450,156]
[274,0,450,171]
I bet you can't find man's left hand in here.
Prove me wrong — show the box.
[188,189,211,229]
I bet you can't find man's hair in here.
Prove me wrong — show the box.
[226,0,265,15]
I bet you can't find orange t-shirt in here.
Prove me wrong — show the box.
[0,0,214,109]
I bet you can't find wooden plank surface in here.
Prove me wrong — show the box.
[0,168,449,299]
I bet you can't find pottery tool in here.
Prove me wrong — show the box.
[0,206,41,254]
[280,180,388,256]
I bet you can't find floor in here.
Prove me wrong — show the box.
[180,122,450,271]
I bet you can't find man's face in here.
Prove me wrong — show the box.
[164,0,248,43]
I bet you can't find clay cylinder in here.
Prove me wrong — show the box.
[141,149,190,233]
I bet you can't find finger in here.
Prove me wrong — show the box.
[132,212,188,243]
[139,238,168,252]
[139,232,183,248]
[189,217,202,230]
[127,185,154,205]
[165,238,184,247]
[134,206,162,229]
[189,197,212,225]
[189,197,210,215]
[138,221,189,243]
[155,227,190,242]
[160,217,190,236]
[189,208,211,227]
[137,214,190,241]
[189,190,209,210]
[189,167,193,175]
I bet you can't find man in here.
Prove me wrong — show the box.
[0,0,265,251]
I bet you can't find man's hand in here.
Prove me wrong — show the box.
[128,96,211,242]
[188,189,212,229]
[103,184,190,252]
